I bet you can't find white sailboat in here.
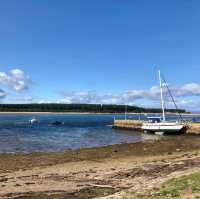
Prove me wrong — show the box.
[141,70,186,134]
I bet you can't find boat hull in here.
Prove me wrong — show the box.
[141,122,186,134]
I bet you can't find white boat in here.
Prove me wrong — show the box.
[142,117,185,134]
[29,118,38,124]
[141,70,186,134]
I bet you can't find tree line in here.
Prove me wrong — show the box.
[0,103,186,113]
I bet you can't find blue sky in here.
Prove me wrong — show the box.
[0,0,200,110]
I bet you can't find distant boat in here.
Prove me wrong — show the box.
[51,121,64,125]
[29,118,38,124]
[141,70,187,134]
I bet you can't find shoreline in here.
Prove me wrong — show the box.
[1,135,200,198]
[0,111,197,115]
[0,134,200,173]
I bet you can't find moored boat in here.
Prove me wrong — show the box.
[142,117,186,134]
[142,70,187,134]
[29,118,38,124]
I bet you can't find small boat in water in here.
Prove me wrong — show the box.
[142,70,187,134]
[51,121,64,125]
[29,118,38,124]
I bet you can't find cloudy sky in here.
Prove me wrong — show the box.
[0,0,200,111]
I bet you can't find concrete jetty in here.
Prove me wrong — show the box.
[114,119,200,135]
[113,120,143,131]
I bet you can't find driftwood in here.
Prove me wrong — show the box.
[86,183,113,188]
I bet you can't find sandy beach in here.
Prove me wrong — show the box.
[1,135,200,198]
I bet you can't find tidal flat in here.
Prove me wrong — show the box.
[1,135,200,198]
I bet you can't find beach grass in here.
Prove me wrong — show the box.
[150,171,200,198]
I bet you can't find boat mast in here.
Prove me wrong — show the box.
[158,70,166,121]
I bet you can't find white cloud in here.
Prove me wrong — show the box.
[60,83,200,107]
[0,69,32,92]
[175,99,200,111]
[60,91,99,104]
[173,83,200,97]
[38,100,54,104]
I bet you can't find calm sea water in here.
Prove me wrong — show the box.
[0,113,198,153]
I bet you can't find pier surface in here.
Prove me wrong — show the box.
[114,119,143,131]
[114,119,200,134]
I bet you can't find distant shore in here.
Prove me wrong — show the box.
[0,111,197,115]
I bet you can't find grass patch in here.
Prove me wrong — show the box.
[151,171,200,198]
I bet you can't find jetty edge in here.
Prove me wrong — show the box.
[113,119,200,134]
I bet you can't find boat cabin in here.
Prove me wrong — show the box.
[147,116,161,123]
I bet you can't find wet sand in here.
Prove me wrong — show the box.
[1,135,200,198]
